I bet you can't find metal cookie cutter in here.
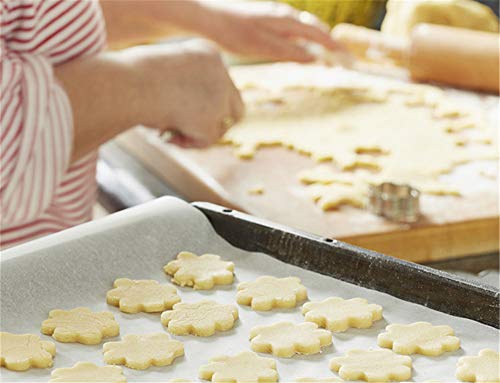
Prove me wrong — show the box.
[368,182,421,223]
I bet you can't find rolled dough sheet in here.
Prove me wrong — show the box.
[1,197,498,381]
[224,64,498,210]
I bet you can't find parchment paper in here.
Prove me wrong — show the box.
[1,197,498,382]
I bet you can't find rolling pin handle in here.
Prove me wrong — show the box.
[331,23,408,64]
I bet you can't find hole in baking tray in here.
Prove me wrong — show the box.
[222,209,233,213]
[324,238,334,243]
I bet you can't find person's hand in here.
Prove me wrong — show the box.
[127,40,244,148]
[201,1,341,62]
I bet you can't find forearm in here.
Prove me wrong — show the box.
[54,52,144,162]
[100,0,214,49]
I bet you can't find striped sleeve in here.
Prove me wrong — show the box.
[0,0,106,244]
[0,50,73,225]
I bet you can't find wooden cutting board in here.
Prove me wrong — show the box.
[116,63,499,263]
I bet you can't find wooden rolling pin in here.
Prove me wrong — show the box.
[332,23,499,93]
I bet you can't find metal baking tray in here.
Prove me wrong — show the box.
[193,202,499,329]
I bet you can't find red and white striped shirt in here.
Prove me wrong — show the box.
[1,0,106,248]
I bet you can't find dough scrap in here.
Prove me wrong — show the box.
[49,361,126,382]
[381,0,499,37]
[161,300,238,337]
[248,185,265,195]
[199,350,278,382]
[103,333,184,370]
[164,251,234,290]
[0,332,56,371]
[307,182,368,210]
[237,276,308,311]
[249,321,332,358]
[302,297,382,332]
[225,64,497,210]
[296,379,343,383]
[106,278,181,313]
[41,307,120,345]
[456,349,500,383]
[329,349,412,382]
[377,321,460,356]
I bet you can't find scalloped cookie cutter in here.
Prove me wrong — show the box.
[368,182,420,223]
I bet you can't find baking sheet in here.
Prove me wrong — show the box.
[1,197,498,382]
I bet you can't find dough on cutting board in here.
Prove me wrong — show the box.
[377,321,460,356]
[381,0,499,37]
[164,251,234,290]
[302,297,383,332]
[41,307,120,345]
[456,349,500,383]
[103,333,184,370]
[49,362,126,382]
[306,182,368,210]
[329,349,412,382]
[161,300,239,337]
[199,350,278,383]
[225,64,497,210]
[299,165,461,210]
[0,332,56,371]
[106,278,181,313]
[237,276,308,311]
[249,321,332,358]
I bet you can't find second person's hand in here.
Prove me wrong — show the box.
[199,1,342,63]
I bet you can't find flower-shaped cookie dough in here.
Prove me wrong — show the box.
[302,297,382,332]
[456,349,500,383]
[106,278,181,314]
[329,349,412,382]
[249,321,332,358]
[103,333,184,370]
[236,276,308,311]
[377,322,460,356]
[164,252,234,290]
[49,362,126,382]
[161,300,239,337]
[41,307,120,345]
[0,332,56,371]
[199,351,278,382]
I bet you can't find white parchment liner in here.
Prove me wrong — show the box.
[1,197,498,382]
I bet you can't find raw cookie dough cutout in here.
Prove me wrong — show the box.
[199,351,278,382]
[456,349,500,383]
[161,300,239,337]
[164,251,234,290]
[302,297,382,332]
[237,276,308,311]
[330,349,412,382]
[377,322,460,356]
[0,332,56,371]
[41,307,120,345]
[249,321,332,357]
[103,333,184,370]
[49,362,126,382]
[106,278,181,313]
